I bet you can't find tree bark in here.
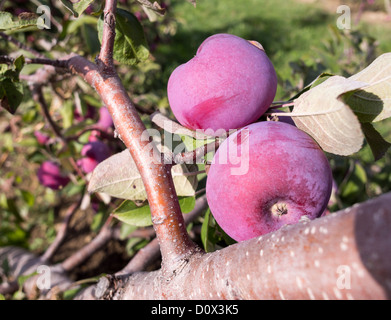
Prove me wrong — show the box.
[76,192,391,300]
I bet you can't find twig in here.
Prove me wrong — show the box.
[0,55,69,69]
[0,280,19,296]
[30,84,65,141]
[59,216,115,272]
[151,111,214,140]
[97,0,117,71]
[172,140,220,165]
[0,32,45,58]
[41,196,84,263]
[66,126,116,143]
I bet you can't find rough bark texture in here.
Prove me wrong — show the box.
[75,192,391,300]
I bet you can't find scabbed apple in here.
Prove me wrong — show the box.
[167,33,277,135]
[37,161,70,190]
[206,121,333,242]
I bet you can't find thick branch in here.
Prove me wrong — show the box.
[97,192,391,300]
[66,55,198,274]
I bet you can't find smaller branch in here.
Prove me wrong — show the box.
[97,0,117,71]
[30,84,65,141]
[0,32,45,58]
[265,105,345,118]
[41,196,83,263]
[116,238,160,276]
[59,216,115,272]
[66,126,116,143]
[112,226,156,241]
[0,55,69,69]
[134,102,154,115]
[269,101,295,109]
[0,280,19,296]
[172,140,220,165]
[151,111,214,140]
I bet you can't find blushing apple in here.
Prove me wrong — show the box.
[206,121,332,242]
[77,141,111,173]
[37,161,70,190]
[34,131,50,145]
[97,107,113,131]
[167,33,277,135]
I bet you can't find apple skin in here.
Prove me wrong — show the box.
[97,107,114,130]
[37,161,70,190]
[77,141,111,173]
[167,33,277,135]
[206,121,333,242]
[34,131,50,145]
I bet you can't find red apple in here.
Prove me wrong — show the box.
[37,161,70,190]
[206,121,333,242]
[167,33,277,135]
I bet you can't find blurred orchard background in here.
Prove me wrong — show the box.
[0,0,390,295]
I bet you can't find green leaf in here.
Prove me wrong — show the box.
[81,23,101,55]
[361,122,391,161]
[60,0,95,17]
[17,271,38,289]
[178,196,195,213]
[113,201,152,227]
[344,53,391,123]
[113,196,196,227]
[201,209,214,252]
[97,8,149,65]
[0,11,45,31]
[292,76,366,156]
[181,135,215,152]
[0,294,5,300]
[20,190,35,207]
[340,162,367,202]
[88,149,198,201]
[62,287,84,300]
[60,100,74,129]
[0,79,24,114]
[289,72,334,101]
[119,223,138,240]
[64,15,98,34]
[0,55,25,114]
